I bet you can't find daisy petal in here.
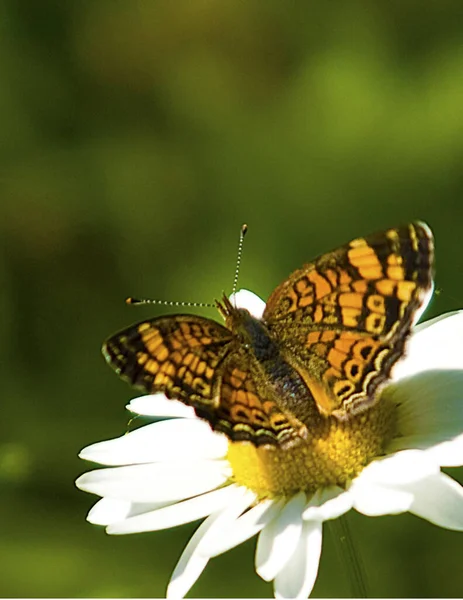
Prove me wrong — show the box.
[76,460,230,503]
[385,370,463,464]
[229,289,266,319]
[274,521,322,600]
[78,419,227,466]
[256,492,306,582]
[393,311,463,381]
[409,472,463,530]
[127,394,196,418]
[167,487,256,599]
[351,482,414,516]
[88,498,177,525]
[107,484,240,534]
[203,498,285,558]
[424,435,463,468]
[356,450,438,485]
[166,514,211,600]
[303,486,353,521]
[87,497,133,525]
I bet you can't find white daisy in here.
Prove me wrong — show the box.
[76,290,463,599]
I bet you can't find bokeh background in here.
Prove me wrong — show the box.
[1,0,463,597]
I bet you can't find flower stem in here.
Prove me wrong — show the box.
[329,514,368,598]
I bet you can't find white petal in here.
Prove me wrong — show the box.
[423,435,463,468]
[385,370,463,464]
[351,482,414,516]
[127,393,196,418]
[274,521,322,600]
[107,484,241,534]
[409,472,463,530]
[204,498,285,558]
[87,497,172,525]
[166,514,211,600]
[355,450,439,485]
[303,486,353,521]
[256,492,306,582]
[166,487,256,599]
[393,310,463,381]
[87,497,132,525]
[413,309,462,334]
[76,460,230,503]
[229,289,266,319]
[79,419,227,466]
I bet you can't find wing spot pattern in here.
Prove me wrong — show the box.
[299,295,315,308]
[320,330,336,342]
[339,292,363,309]
[357,343,374,361]
[352,279,368,293]
[308,271,332,299]
[341,306,361,328]
[365,313,386,335]
[325,268,339,287]
[346,360,361,381]
[313,342,328,357]
[295,277,311,295]
[367,294,385,314]
[334,381,355,398]
[387,265,405,280]
[397,281,416,302]
[307,331,321,344]
[327,347,346,371]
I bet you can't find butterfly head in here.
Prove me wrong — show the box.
[216,293,271,354]
[216,293,252,326]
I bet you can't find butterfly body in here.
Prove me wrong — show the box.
[103,222,434,448]
[217,296,313,442]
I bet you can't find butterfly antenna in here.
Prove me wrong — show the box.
[231,223,248,298]
[127,224,247,310]
[126,297,214,308]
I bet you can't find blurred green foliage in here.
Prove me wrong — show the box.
[1,0,463,597]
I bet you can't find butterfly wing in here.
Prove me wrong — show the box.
[209,351,306,447]
[103,314,304,447]
[103,315,233,410]
[263,222,434,418]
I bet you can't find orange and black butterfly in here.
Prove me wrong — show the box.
[102,223,434,448]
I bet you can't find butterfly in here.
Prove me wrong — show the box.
[102,222,434,448]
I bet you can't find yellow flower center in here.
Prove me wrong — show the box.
[227,395,397,498]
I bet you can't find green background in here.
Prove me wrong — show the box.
[1,1,463,597]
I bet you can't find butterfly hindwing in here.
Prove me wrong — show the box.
[209,351,305,447]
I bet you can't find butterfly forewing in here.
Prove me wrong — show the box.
[103,315,232,408]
